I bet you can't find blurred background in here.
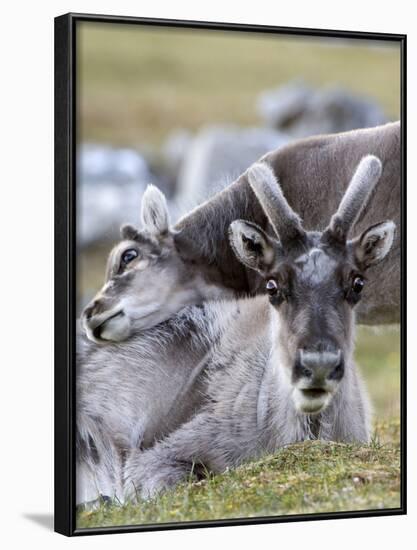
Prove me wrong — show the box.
[76,22,400,421]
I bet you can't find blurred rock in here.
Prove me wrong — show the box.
[78,180,146,247]
[257,82,387,137]
[77,145,153,247]
[173,125,289,216]
[79,144,150,183]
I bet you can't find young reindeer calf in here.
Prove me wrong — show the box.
[123,155,395,500]
[77,186,231,506]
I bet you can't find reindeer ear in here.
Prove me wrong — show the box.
[141,184,170,236]
[228,220,279,274]
[120,223,139,240]
[352,221,395,270]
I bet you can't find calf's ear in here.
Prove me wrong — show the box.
[120,223,139,240]
[352,221,395,270]
[141,184,170,236]
[228,220,279,274]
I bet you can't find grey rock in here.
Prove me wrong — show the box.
[79,144,150,184]
[77,145,153,247]
[77,180,146,247]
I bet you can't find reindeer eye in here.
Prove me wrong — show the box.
[352,276,364,294]
[121,249,138,265]
[266,279,278,296]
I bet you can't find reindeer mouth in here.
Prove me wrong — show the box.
[84,310,132,343]
[92,311,125,341]
[293,387,332,414]
[300,388,327,399]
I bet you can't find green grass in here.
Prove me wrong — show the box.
[356,326,400,419]
[77,22,401,147]
[77,418,400,529]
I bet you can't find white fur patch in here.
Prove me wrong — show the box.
[292,388,332,414]
[100,314,131,341]
[295,247,337,284]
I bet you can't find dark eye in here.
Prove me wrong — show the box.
[266,279,278,296]
[121,249,138,265]
[352,276,364,294]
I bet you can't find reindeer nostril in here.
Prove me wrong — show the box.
[293,359,313,381]
[328,361,345,381]
[84,306,94,320]
[84,300,100,320]
[301,366,312,378]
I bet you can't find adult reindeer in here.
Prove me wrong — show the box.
[122,156,395,500]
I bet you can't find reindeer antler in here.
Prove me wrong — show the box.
[247,162,306,245]
[324,155,382,243]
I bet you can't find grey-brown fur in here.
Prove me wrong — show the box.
[175,121,400,324]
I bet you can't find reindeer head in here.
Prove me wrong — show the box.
[82,185,215,343]
[229,157,395,415]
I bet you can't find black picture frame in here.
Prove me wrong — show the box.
[54,12,407,537]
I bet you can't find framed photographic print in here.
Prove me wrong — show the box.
[55,12,406,536]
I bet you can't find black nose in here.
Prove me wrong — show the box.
[293,349,344,385]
